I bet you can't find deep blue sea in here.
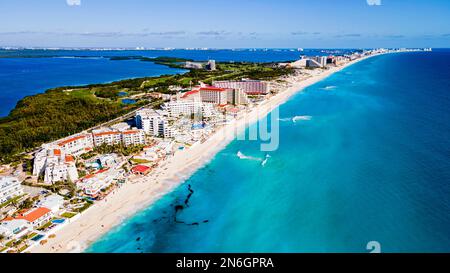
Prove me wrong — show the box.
[0,48,342,116]
[0,56,184,117]
[87,50,450,253]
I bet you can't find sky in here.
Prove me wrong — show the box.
[0,0,449,48]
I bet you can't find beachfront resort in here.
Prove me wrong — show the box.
[0,48,426,253]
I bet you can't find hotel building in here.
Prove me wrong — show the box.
[93,127,146,147]
[92,130,122,146]
[33,148,79,184]
[121,129,146,146]
[56,134,94,156]
[198,86,229,105]
[79,168,120,197]
[227,88,249,105]
[0,176,23,204]
[136,109,176,138]
[213,80,270,95]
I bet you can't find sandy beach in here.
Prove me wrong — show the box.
[30,54,376,253]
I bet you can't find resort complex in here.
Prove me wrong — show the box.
[0,47,428,253]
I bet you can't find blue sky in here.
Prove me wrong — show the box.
[0,0,449,48]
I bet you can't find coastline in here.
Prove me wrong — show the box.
[29,53,380,253]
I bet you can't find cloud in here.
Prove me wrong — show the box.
[385,34,405,39]
[196,31,232,36]
[366,0,381,5]
[146,31,186,36]
[61,31,186,38]
[335,33,362,38]
[291,31,308,36]
[66,0,81,6]
[291,31,321,36]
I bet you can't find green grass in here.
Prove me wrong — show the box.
[61,212,77,218]
[75,202,93,213]
[18,244,29,253]
[5,240,15,247]
[130,158,151,164]
[36,221,53,231]
[66,88,95,99]
[27,232,38,239]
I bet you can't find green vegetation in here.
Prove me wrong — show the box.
[5,240,15,247]
[0,194,25,209]
[61,211,77,218]
[36,221,53,231]
[18,244,29,253]
[130,158,151,164]
[45,180,77,198]
[0,56,293,163]
[75,201,93,213]
[26,232,37,239]
[94,143,145,157]
[18,197,34,210]
[0,88,146,163]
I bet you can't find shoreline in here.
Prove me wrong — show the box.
[29,53,380,253]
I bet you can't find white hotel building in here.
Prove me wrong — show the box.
[33,147,79,184]
[92,130,122,146]
[121,129,146,146]
[0,176,23,204]
[136,109,176,138]
[79,168,121,197]
[198,86,229,105]
[212,80,270,95]
[92,128,146,146]
[56,134,94,156]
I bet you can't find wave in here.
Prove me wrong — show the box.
[236,151,262,161]
[321,85,337,90]
[237,151,272,167]
[292,115,312,122]
[261,154,271,167]
[278,115,312,123]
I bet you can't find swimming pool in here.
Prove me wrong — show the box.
[31,234,44,241]
[51,219,66,224]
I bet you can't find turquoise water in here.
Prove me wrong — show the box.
[88,51,450,253]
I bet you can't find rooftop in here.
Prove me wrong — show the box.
[58,135,87,146]
[3,207,51,223]
[132,165,151,173]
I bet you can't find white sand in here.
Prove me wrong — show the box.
[30,54,376,253]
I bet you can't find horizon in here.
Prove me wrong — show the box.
[0,47,442,50]
[1,0,449,48]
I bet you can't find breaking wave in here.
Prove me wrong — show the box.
[321,85,337,90]
[236,151,262,161]
[279,115,312,123]
[292,115,312,122]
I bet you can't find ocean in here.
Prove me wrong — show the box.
[87,50,450,253]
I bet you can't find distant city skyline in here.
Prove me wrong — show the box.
[0,0,449,48]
